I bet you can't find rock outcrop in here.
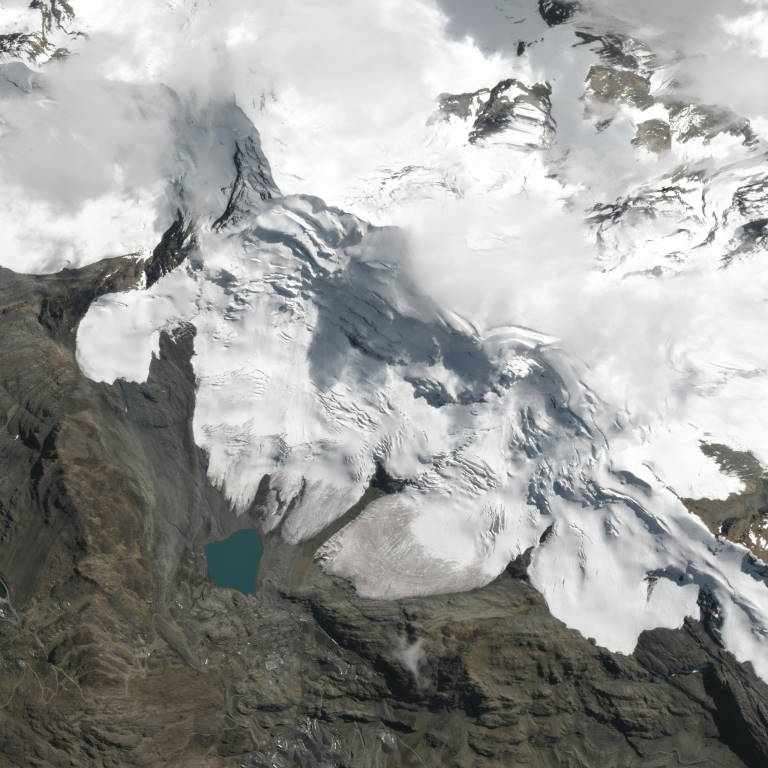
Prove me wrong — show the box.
[0,0,75,63]
[684,444,768,562]
[435,78,555,149]
[538,0,580,27]
[632,118,672,153]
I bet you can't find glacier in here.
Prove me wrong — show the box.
[3,0,768,681]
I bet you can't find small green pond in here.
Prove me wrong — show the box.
[205,529,263,595]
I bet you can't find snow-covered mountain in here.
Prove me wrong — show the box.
[4,0,768,684]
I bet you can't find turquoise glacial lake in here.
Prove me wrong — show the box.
[205,529,263,595]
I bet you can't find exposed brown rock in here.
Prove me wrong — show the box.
[0,257,767,767]
[684,443,768,562]
[632,119,672,153]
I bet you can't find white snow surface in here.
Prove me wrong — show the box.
[3,0,768,677]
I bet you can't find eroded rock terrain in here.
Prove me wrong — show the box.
[0,262,767,767]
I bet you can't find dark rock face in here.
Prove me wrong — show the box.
[0,31,51,61]
[634,622,768,768]
[574,31,650,71]
[0,257,768,766]
[143,211,197,288]
[469,79,554,145]
[212,122,280,230]
[538,0,580,27]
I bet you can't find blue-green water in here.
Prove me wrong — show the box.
[205,529,263,595]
